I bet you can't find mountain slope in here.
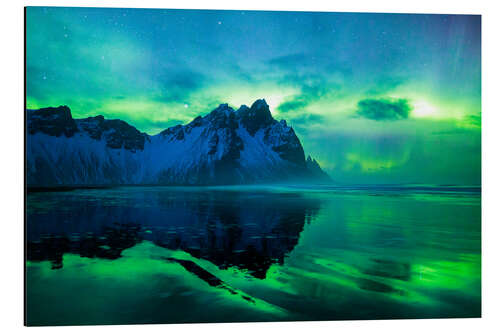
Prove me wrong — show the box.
[26,99,331,186]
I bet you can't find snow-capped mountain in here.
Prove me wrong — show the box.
[26,99,331,186]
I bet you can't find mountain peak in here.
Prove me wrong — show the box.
[207,103,234,118]
[237,104,250,112]
[215,103,231,111]
[250,98,269,110]
[237,98,274,136]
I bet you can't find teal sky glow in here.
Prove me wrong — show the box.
[26,7,481,184]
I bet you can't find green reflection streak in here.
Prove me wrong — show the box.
[26,242,288,326]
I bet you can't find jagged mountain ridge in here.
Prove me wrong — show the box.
[27,99,331,186]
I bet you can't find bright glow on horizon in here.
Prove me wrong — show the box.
[412,100,438,118]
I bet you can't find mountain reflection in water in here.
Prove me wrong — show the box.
[27,187,321,278]
[26,185,481,325]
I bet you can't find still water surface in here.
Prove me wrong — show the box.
[26,185,481,325]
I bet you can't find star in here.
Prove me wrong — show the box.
[217,21,222,25]
[184,104,189,108]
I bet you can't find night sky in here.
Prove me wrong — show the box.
[26,7,481,185]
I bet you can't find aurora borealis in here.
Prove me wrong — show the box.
[26,7,481,185]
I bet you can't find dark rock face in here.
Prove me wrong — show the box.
[160,124,183,140]
[160,116,204,140]
[205,104,243,158]
[236,100,306,166]
[236,99,274,136]
[199,104,244,184]
[78,116,147,151]
[264,124,306,166]
[97,119,147,151]
[27,106,78,137]
[28,107,148,151]
[156,104,246,185]
[78,115,106,140]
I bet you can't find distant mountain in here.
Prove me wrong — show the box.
[26,99,331,186]
[305,155,331,182]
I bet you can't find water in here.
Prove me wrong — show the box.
[25,185,481,326]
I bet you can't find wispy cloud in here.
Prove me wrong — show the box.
[156,69,207,102]
[267,53,347,114]
[356,98,412,121]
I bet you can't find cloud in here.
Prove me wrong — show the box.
[156,70,207,102]
[277,97,309,113]
[275,79,338,113]
[463,113,481,127]
[356,98,412,121]
[276,80,336,113]
[267,53,347,113]
[288,113,326,129]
